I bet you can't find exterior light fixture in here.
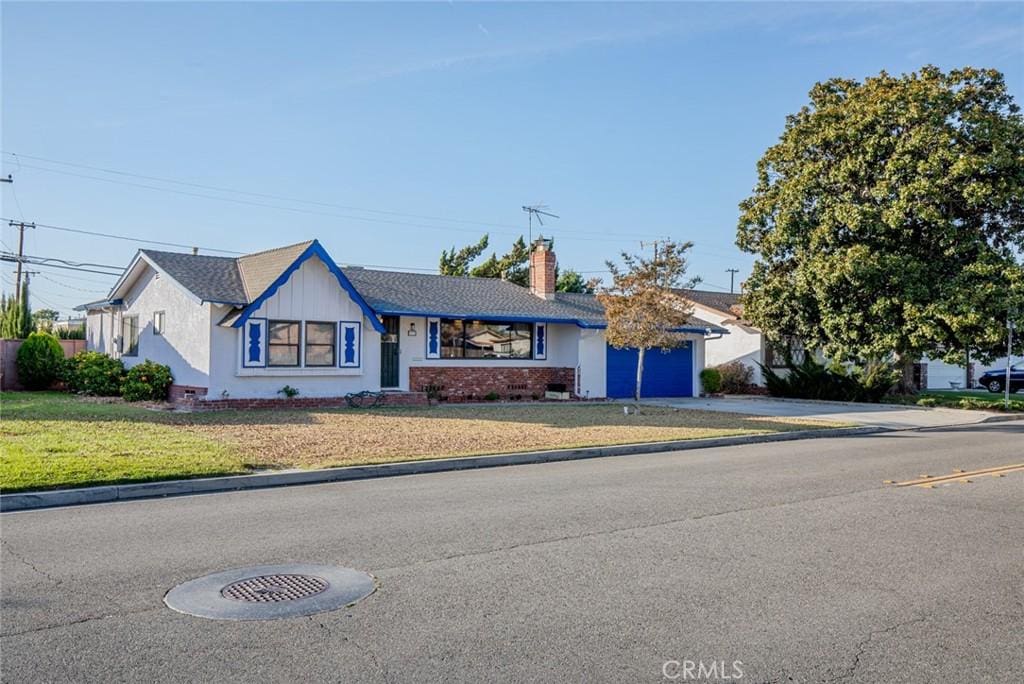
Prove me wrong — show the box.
[407,322,417,337]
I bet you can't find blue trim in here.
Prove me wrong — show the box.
[375,309,587,327]
[241,317,267,368]
[371,309,725,334]
[231,241,385,334]
[338,320,361,368]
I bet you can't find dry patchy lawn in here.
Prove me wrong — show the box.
[1,393,842,492]
[190,403,841,469]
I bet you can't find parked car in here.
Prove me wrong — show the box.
[978,364,1024,393]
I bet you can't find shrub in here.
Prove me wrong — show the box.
[121,360,173,402]
[717,361,753,394]
[15,332,64,389]
[699,368,722,394]
[484,391,500,401]
[62,351,125,396]
[761,356,898,403]
[278,385,300,398]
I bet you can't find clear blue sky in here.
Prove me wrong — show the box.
[2,1,1021,315]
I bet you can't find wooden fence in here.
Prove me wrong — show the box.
[0,339,87,391]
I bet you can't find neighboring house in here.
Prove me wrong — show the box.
[675,289,1014,392]
[675,289,775,386]
[80,239,726,404]
[52,317,86,334]
[917,355,1020,390]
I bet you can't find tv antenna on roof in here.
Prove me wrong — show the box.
[522,204,559,245]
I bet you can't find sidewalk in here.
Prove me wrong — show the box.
[639,395,1012,430]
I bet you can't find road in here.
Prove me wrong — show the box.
[2,422,1022,683]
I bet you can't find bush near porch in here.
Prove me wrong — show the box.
[0,392,843,493]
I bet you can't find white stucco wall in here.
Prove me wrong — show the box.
[576,328,607,399]
[206,255,382,399]
[690,303,764,385]
[692,334,706,397]
[115,266,212,387]
[86,310,117,355]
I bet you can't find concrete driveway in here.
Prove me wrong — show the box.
[641,395,1007,429]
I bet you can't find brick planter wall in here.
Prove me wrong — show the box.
[409,366,576,401]
[169,384,209,402]
[180,391,429,411]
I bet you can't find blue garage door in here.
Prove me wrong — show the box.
[606,342,693,398]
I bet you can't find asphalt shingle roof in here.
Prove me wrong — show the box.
[237,241,314,301]
[123,242,724,332]
[677,289,743,316]
[139,250,247,305]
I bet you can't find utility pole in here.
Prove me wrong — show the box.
[9,221,35,304]
[642,240,664,287]
[726,268,740,293]
[1006,308,1016,410]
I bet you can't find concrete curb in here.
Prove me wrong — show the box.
[1,426,883,513]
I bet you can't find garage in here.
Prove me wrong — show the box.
[605,342,693,398]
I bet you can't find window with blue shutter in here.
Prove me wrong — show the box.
[534,323,547,360]
[241,318,267,368]
[425,317,440,359]
[338,321,361,368]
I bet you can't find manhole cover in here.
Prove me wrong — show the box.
[165,564,374,620]
[221,574,329,602]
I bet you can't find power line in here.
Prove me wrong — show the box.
[13,252,121,271]
[5,153,670,242]
[5,151,528,229]
[0,217,243,255]
[0,254,122,277]
[35,272,109,294]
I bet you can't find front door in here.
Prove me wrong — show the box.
[380,316,400,388]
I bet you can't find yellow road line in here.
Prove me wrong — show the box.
[892,463,1024,488]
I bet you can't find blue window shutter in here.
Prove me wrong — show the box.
[242,319,267,368]
[338,321,361,368]
[426,318,440,359]
[534,323,547,360]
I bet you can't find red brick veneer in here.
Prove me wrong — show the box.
[409,366,575,401]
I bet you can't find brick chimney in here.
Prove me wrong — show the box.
[529,237,557,300]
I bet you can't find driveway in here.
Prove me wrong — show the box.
[2,422,1022,682]
[641,395,1007,429]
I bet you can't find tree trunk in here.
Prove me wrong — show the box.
[897,354,918,395]
[634,347,646,402]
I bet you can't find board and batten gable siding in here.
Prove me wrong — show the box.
[206,255,382,399]
[395,317,581,392]
[113,265,212,387]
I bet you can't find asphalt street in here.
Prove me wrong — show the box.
[2,421,1022,683]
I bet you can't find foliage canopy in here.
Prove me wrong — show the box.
[737,66,1024,369]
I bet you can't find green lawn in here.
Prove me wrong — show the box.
[883,389,1024,411]
[1,392,843,493]
[1,393,248,492]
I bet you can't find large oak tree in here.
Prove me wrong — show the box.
[736,66,1024,389]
